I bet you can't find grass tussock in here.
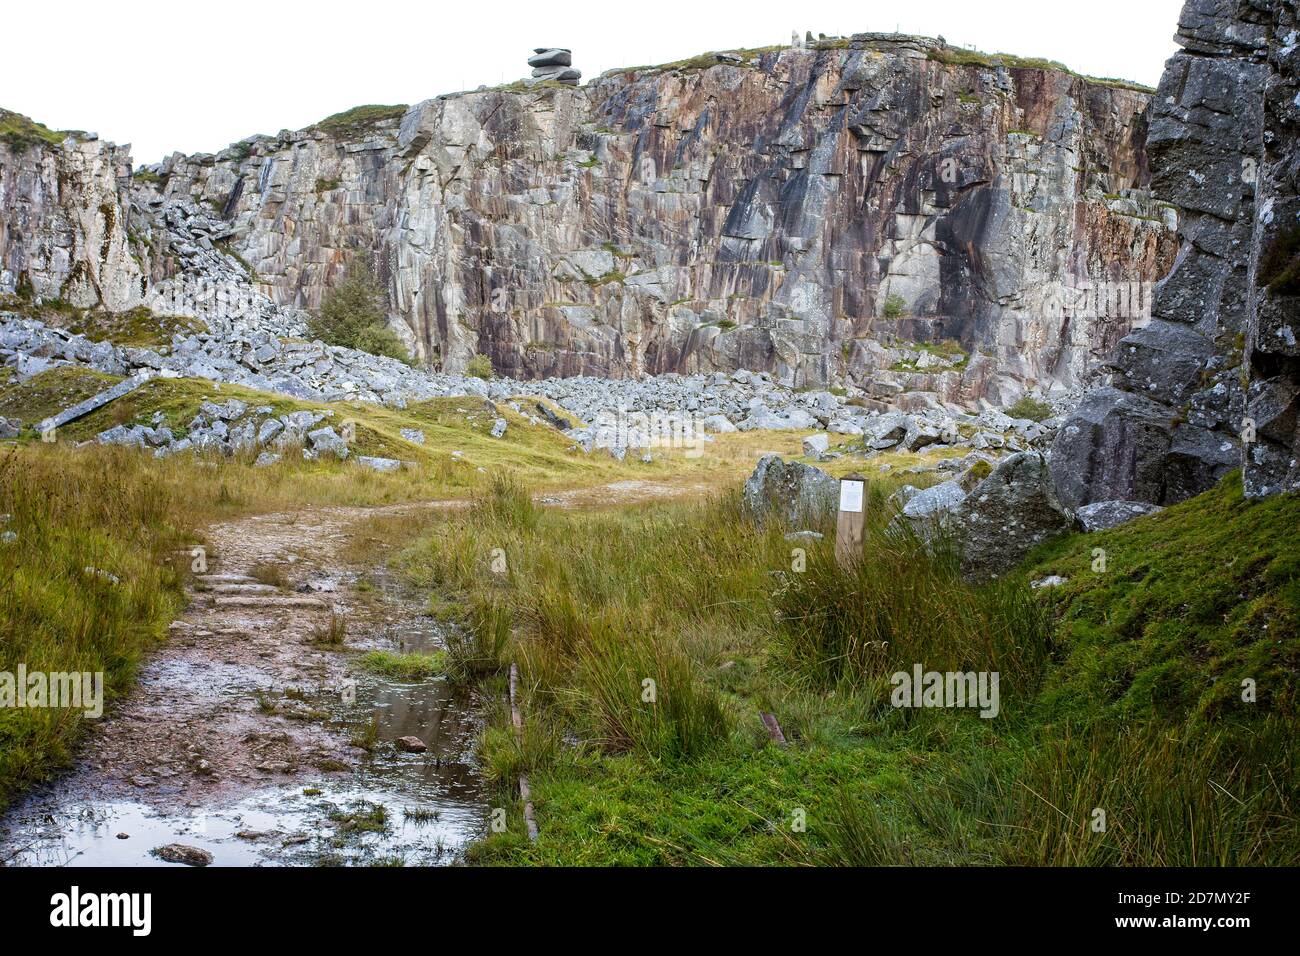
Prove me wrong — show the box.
[773,516,1050,698]
[357,649,445,681]
[0,446,188,808]
[310,612,348,647]
[250,561,289,590]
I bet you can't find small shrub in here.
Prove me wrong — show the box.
[310,612,348,647]
[308,254,411,364]
[882,294,907,319]
[465,354,493,379]
[1005,395,1053,422]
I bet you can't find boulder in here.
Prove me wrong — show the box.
[396,735,428,753]
[802,434,830,458]
[901,479,967,520]
[528,48,572,68]
[257,418,284,445]
[741,455,838,525]
[703,414,737,433]
[953,452,1074,580]
[1075,500,1164,533]
[306,426,349,459]
[355,456,402,473]
[0,416,20,439]
[96,424,148,448]
[1048,387,1175,510]
[490,418,508,438]
[865,411,911,448]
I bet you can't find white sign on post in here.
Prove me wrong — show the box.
[839,480,864,514]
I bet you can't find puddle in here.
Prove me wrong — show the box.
[0,570,487,867]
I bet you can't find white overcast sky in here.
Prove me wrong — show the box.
[9,0,1186,165]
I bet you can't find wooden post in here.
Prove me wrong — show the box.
[508,663,539,842]
[759,711,788,747]
[835,473,866,569]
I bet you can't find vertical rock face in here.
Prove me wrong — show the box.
[1244,0,1300,497]
[129,35,1171,400]
[1052,0,1274,508]
[0,127,143,312]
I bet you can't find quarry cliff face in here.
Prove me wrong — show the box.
[103,33,1171,402]
[0,128,142,313]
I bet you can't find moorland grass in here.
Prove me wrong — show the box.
[400,471,1300,866]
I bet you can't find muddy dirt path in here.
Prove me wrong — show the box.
[0,500,483,867]
[0,480,715,867]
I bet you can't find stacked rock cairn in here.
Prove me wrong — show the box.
[525,48,581,87]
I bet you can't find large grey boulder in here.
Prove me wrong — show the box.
[738,405,818,431]
[1048,387,1176,510]
[742,455,838,525]
[954,452,1074,580]
[901,479,967,520]
[0,416,19,439]
[802,434,830,458]
[356,456,402,473]
[306,426,349,459]
[95,424,148,449]
[1075,500,1164,533]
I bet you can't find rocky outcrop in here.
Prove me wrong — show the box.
[1052,0,1272,506]
[1244,0,1300,497]
[110,33,1170,402]
[1052,0,1298,504]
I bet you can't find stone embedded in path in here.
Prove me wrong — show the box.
[211,595,329,609]
[396,735,428,753]
[196,573,258,584]
[152,843,214,867]
[207,583,280,595]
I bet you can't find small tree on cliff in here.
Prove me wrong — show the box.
[309,253,412,364]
